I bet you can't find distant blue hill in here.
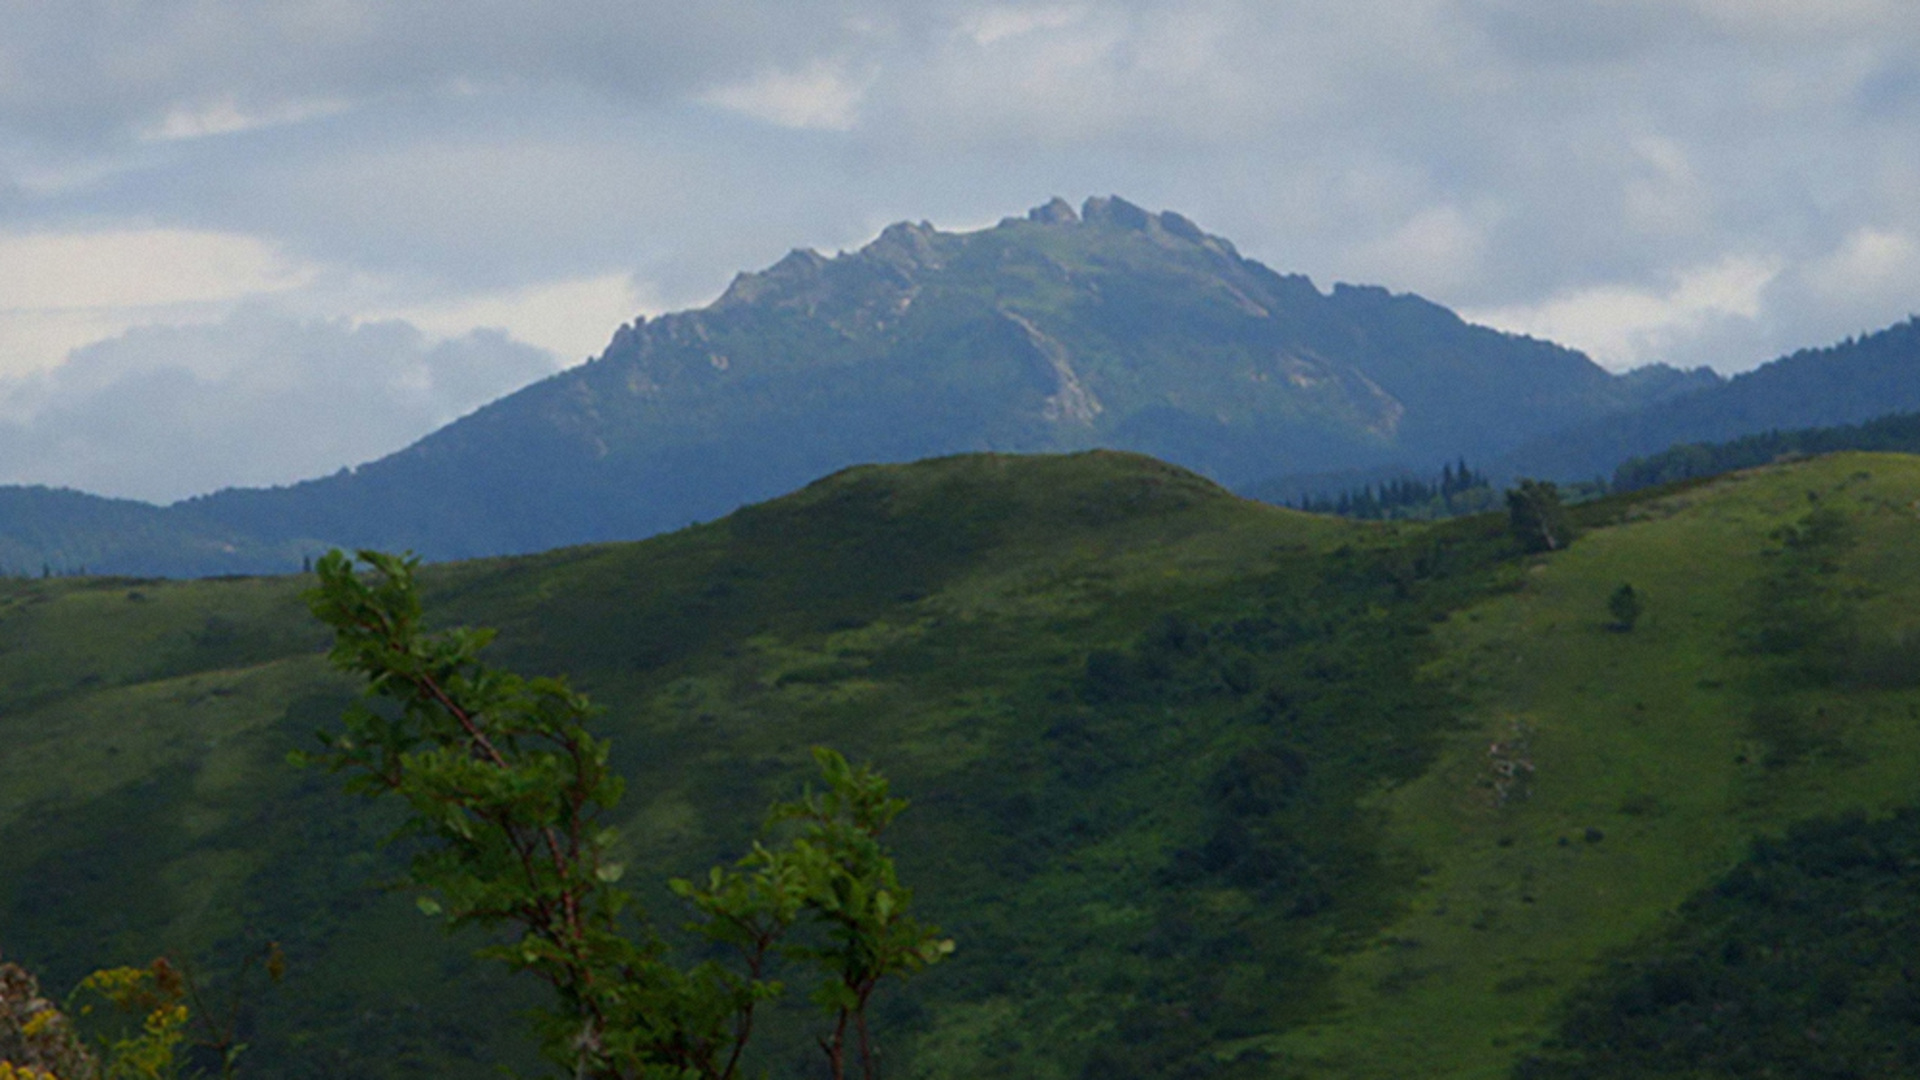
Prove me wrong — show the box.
[0,485,315,578]
[1611,408,1920,492]
[1504,317,1920,481]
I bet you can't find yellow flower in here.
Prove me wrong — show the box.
[74,967,148,1009]
[19,1009,58,1038]
[141,1004,187,1040]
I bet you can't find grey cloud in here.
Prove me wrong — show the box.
[3,0,1919,387]
[0,0,896,144]
[0,306,559,502]
[856,2,1918,280]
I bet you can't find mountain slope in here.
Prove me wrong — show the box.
[0,451,1386,1079]
[0,486,318,578]
[171,196,1677,564]
[5,450,1920,1077]
[1611,408,1920,491]
[1507,317,1920,480]
[1259,452,1920,1076]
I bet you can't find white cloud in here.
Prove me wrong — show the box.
[0,229,311,314]
[1804,227,1920,303]
[1346,204,1492,297]
[0,306,557,502]
[0,309,152,389]
[0,229,318,377]
[379,273,655,365]
[961,5,1085,46]
[702,60,873,130]
[1464,254,1785,371]
[140,95,348,142]
[1781,226,1920,342]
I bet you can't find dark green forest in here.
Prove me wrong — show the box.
[1614,409,1920,492]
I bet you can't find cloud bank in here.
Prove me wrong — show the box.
[2,1,1917,494]
[0,307,558,502]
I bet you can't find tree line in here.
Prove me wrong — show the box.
[1289,459,1495,521]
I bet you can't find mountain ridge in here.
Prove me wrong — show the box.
[2,196,1713,575]
[1505,316,1920,480]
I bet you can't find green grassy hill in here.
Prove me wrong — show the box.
[1263,453,1920,1077]
[3,450,1919,1078]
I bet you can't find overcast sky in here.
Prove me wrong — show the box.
[2,0,1917,501]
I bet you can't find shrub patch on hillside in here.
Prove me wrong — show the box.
[1519,808,1920,1078]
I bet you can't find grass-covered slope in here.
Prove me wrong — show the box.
[1261,453,1920,1078]
[4,450,1920,1078]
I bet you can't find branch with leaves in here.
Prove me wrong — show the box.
[678,750,954,1080]
[299,550,950,1079]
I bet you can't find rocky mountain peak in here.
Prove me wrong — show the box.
[1081,194,1153,229]
[861,220,946,275]
[1069,195,1238,260]
[1027,196,1079,225]
[712,247,830,309]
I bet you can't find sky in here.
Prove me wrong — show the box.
[2,1,1918,502]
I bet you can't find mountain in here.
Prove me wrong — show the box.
[0,486,317,578]
[1612,408,1920,491]
[7,448,1920,1077]
[129,196,1681,569]
[1507,316,1920,480]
